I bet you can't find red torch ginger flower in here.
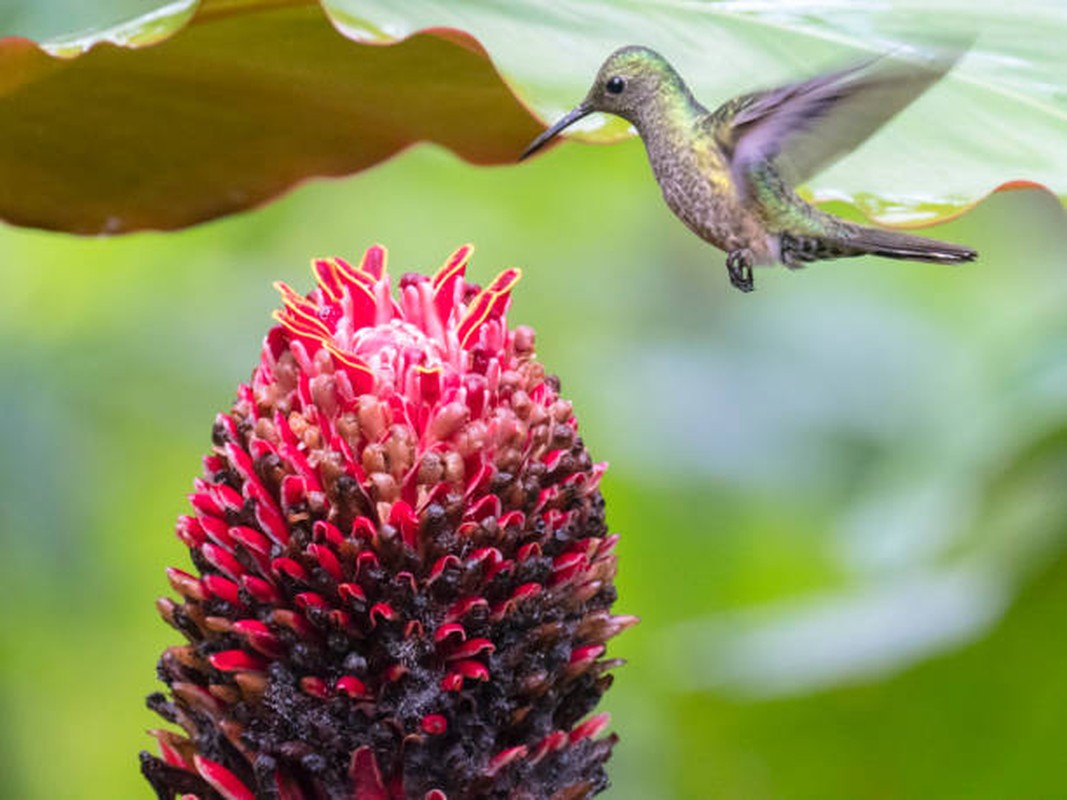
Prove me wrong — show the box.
[142,245,635,799]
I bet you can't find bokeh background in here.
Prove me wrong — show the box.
[4,4,1067,799]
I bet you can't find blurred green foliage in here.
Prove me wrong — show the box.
[3,136,1066,798]
[4,5,1067,798]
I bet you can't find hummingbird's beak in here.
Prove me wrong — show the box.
[519,103,594,160]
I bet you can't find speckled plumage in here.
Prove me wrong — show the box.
[521,45,977,292]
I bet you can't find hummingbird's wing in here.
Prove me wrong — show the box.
[712,48,963,201]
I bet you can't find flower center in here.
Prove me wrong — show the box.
[343,319,452,396]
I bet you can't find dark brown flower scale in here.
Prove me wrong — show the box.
[142,245,636,800]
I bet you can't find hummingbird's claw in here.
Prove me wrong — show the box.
[726,249,755,293]
[779,234,818,269]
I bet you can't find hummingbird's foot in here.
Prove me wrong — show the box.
[779,234,820,269]
[726,249,755,293]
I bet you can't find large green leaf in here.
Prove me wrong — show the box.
[1,0,1065,232]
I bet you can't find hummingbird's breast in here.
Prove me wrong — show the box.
[642,124,774,262]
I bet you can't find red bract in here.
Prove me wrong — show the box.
[142,245,635,799]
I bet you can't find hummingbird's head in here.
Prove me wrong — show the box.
[519,45,682,160]
[585,46,678,119]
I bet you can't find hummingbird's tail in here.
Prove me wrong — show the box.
[781,225,977,267]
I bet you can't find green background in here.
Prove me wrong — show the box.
[4,5,1067,799]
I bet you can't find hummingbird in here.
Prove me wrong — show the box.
[520,45,977,292]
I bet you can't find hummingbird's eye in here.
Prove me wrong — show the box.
[606,76,626,95]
